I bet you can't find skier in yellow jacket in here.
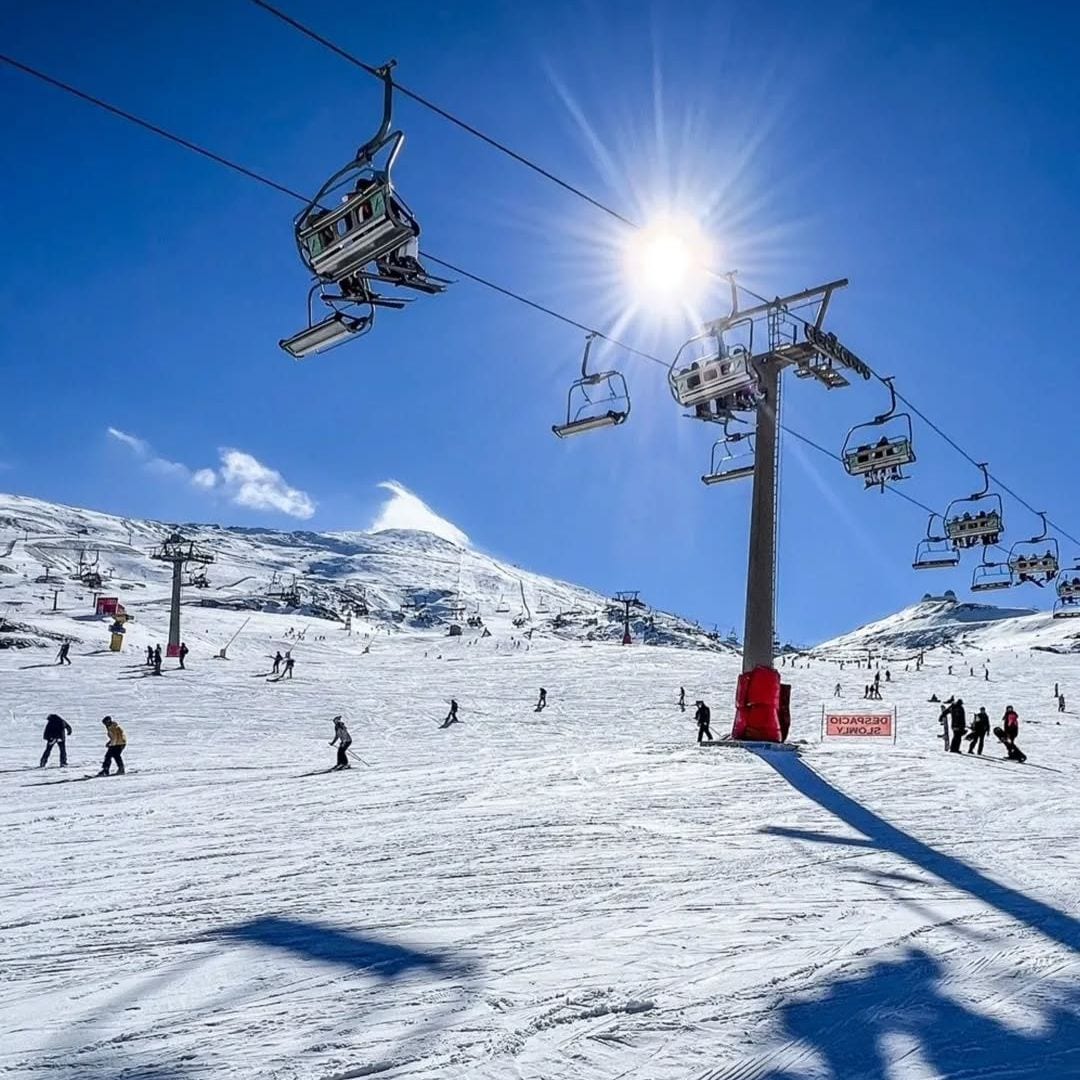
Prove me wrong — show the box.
[98,716,127,776]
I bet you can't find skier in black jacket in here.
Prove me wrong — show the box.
[949,698,967,753]
[440,699,460,728]
[40,713,72,768]
[329,716,352,770]
[967,707,990,755]
[695,700,714,744]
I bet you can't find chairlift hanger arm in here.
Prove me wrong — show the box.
[706,279,849,334]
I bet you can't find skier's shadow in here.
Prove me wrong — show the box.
[754,750,1080,954]
[754,947,1080,1079]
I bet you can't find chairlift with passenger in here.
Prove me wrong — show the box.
[840,377,915,490]
[944,464,1004,549]
[669,322,761,420]
[552,334,630,438]
[1053,562,1080,618]
[281,62,447,357]
[701,418,755,485]
[912,513,960,570]
[1007,512,1059,585]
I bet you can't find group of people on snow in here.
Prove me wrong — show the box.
[940,698,1025,762]
[142,643,186,674]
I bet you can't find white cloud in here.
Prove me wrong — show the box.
[105,428,315,520]
[370,480,469,546]
[217,449,315,520]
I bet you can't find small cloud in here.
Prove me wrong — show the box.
[105,427,315,520]
[370,481,468,546]
[217,449,315,520]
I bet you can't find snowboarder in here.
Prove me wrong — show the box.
[56,640,72,665]
[535,688,547,712]
[329,716,352,770]
[145,645,154,666]
[996,706,1026,762]
[40,713,72,768]
[967,707,990,755]
[1059,694,1066,713]
[178,642,189,669]
[153,645,162,676]
[695,700,713,744]
[949,698,967,753]
[834,682,841,697]
[98,716,126,776]
[440,699,460,728]
[678,686,686,712]
[271,651,282,674]
[937,702,951,750]
[283,652,295,679]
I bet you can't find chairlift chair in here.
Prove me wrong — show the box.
[970,554,1012,592]
[840,377,915,490]
[943,464,1005,549]
[1053,564,1080,617]
[701,419,755,485]
[1007,512,1059,584]
[912,513,960,570]
[552,334,630,438]
[669,323,760,419]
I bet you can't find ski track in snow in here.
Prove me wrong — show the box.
[3,595,1080,1073]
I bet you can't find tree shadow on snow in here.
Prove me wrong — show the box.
[754,750,1080,954]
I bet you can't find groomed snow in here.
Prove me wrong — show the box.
[3,598,1080,1078]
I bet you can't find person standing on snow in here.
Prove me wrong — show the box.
[329,716,352,770]
[535,688,547,712]
[999,705,1026,762]
[695,700,714,744]
[56,640,72,665]
[145,645,154,666]
[834,682,841,697]
[282,652,295,679]
[678,686,686,712]
[948,698,967,753]
[98,716,127,776]
[178,642,189,669]
[271,651,283,675]
[153,645,162,676]
[40,713,72,768]
[967,707,990,755]
[1059,694,1066,713]
[440,699,460,727]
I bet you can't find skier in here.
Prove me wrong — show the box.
[145,645,154,666]
[678,686,686,712]
[56,640,72,665]
[283,652,295,679]
[967,707,990,755]
[329,716,352,770]
[1059,694,1066,713]
[178,641,189,670]
[834,682,841,697]
[98,716,126,776]
[40,713,72,768]
[535,688,547,712]
[271,651,282,675]
[1054,682,1059,698]
[153,645,162,676]
[695,700,714,744]
[885,670,891,683]
[949,698,967,753]
[440,699,460,728]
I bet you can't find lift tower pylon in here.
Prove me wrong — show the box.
[612,590,646,645]
[151,532,215,657]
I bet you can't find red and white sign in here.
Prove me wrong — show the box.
[823,711,894,739]
[96,596,119,616]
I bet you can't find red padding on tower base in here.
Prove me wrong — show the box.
[732,666,782,742]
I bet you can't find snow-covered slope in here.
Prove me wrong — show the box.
[0,493,731,653]
[815,590,1080,657]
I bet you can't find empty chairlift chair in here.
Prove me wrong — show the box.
[701,420,755,485]
[552,334,630,438]
[970,555,1013,592]
[281,62,448,359]
[1007,512,1059,585]
[840,378,915,490]
[944,464,1005,549]
[912,514,960,570]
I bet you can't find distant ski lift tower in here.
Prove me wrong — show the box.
[698,277,865,740]
[151,532,215,657]
[612,590,646,644]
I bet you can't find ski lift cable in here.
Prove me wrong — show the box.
[248,0,638,230]
[5,51,1076,548]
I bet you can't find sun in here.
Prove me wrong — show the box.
[622,215,712,307]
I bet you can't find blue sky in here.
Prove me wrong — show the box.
[2,0,1079,643]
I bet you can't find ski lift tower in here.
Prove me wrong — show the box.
[151,532,215,657]
[698,278,867,739]
[612,590,646,645]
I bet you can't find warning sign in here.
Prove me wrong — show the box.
[823,711,894,739]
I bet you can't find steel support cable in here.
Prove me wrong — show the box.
[4,50,1072,548]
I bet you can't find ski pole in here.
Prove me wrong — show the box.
[346,748,370,767]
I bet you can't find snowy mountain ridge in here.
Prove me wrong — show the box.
[0,492,732,652]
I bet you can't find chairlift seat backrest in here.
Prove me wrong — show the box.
[844,437,914,475]
[945,511,1002,539]
[672,351,756,408]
